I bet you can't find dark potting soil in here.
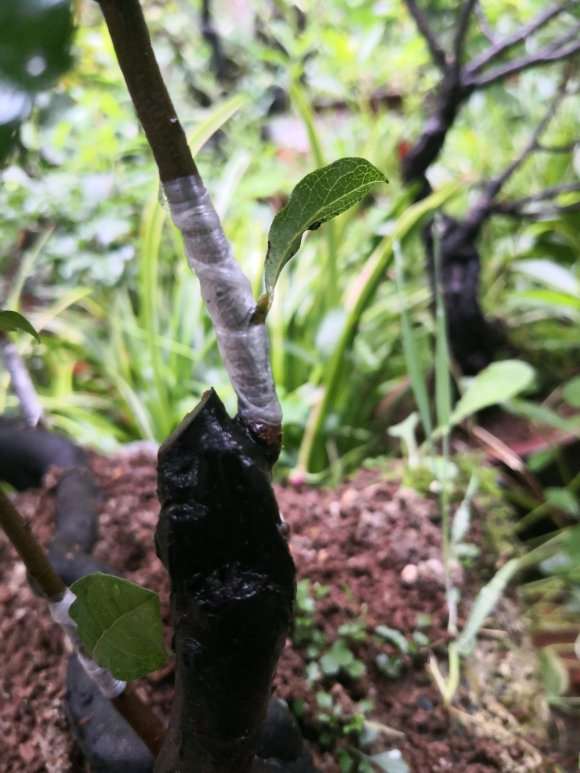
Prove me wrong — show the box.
[0,451,570,772]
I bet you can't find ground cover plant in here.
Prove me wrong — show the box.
[1,0,580,771]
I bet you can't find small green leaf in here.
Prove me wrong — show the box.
[507,399,580,435]
[545,487,580,517]
[456,558,521,656]
[563,375,580,408]
[539,648,569,699]
[70,573,168,681]
[0,310,39,340]
[513,259,580,296]
[265,157,387,297]
[450,360,535,426]
[375,626,409,654]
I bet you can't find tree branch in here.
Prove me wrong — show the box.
[482,80,568,201]
[454,0,478,67]
[466,2,572,75]
[467,26,580,89]
[403,0,448,71]
[96,0,281,455]
[490,199,580,219]
[490,182,580,219]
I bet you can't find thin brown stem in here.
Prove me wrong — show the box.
[403,0,448,71]
[0,488,165,756]
[0,487,65,599]
[453,0,478,68]
[96,0,197,182]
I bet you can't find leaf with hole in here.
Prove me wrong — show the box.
[264,157,387,299]
[70,573,168,681]
[0,310,39,340]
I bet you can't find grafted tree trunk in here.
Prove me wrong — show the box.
[155,390,295,773]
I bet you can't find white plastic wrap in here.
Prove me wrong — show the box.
[163,175,282,432]
[49,588,126,700]
[0,339,43,427]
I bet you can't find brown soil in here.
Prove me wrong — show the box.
[0,452,570,772]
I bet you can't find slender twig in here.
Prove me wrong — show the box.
[403,0,448,71]
[501,182,580,204]
[0,488,65,599]
[0,488,164,755]
[482,80,568,201]
[490,182,580,218]
[467,2,572,75]
[464,79,569,232]
[453,0,478,68]
[491,200,580,219]
[467,27,580,88]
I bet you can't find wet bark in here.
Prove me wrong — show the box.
[155,390,296,773]
[424,216,504,374]
[401,75,501,373]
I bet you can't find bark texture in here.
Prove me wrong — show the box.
[155,389,296,773]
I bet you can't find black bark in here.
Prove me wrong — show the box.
[400,0,579,373]
[155,389,297,773]
[424,216,504,374]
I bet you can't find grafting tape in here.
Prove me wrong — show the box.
[163,175,281,431]
[49,588,126,700]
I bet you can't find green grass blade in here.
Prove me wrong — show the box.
[188,94,247,158]
[394,241,433,440]
[297,184,458,473]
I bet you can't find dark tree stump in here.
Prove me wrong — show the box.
[155,389,296,773]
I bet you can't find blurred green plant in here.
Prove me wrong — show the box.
[0,0,73,162]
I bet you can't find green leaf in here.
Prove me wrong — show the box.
[188,94,247,158]
[450,360,535,426]
[545,487,580,517]
[456,558,520,656]
[539,648,569,699]
[375,626,409,654]
[432,221,451,433]
[512,259,580,296]
[563,375,580,408]
[395,242,432,439]
[70,573,168,681]
[0,310,40,340]
[320,640,354,675]
[507,399,580,436]
[264,157,387,297]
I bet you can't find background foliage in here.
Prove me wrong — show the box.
[0,0,579,476]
